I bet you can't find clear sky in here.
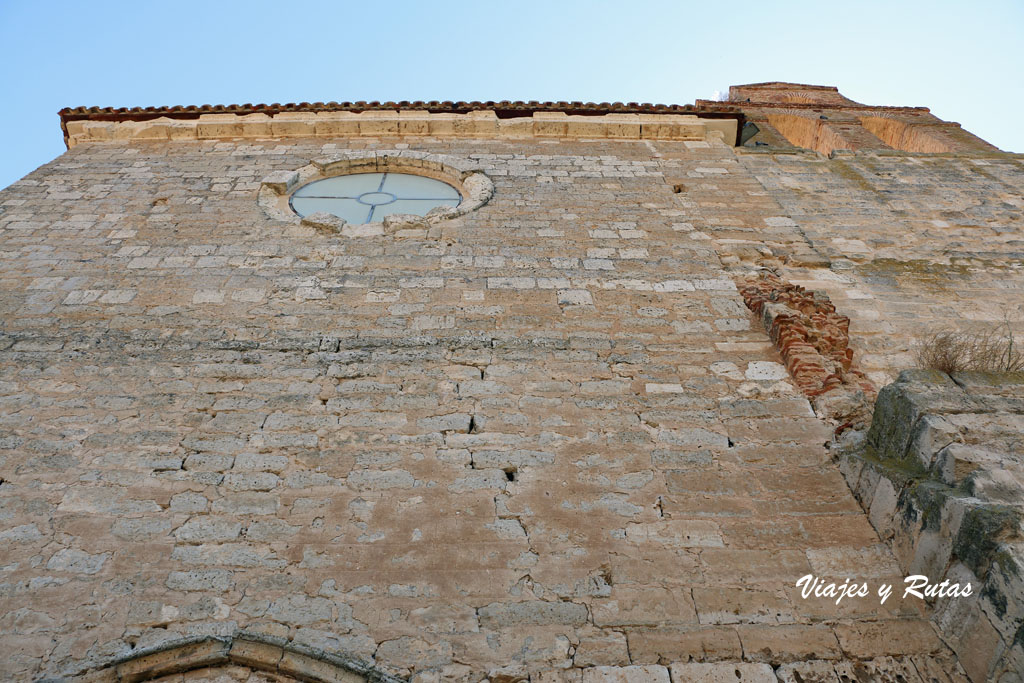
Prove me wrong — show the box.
[1,0,1022,189]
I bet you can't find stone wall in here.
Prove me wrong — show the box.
[697,82,998,155]
[2,88,1022,681]
[710,147,1024,390]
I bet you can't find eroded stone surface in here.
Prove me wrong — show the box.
[3,85,1017,681]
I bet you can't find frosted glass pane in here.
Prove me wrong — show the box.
[291,197,371,224]
[372,198,460,220]
[294,173,385,197]
[290,173,463,223]
[383,173,460,199]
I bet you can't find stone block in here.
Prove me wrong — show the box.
[558,289,594,306]
[832,658,924,683]
[736,624,841,663]
[908,654,972,683]
[624,520,724,548]
[833,619,945,659]
[953,601,1006,683]
[261,170,300,194]
[46,548,110,575]
[115,639,230,682]
[376,637,453,669]
[867,475,900,537]
[477,601,588,628]
[279,650,367,683]
[173,516,243,543]
[775,660,841,683]
[301,212,346,233]
[692,587,795,624]
[581,666,670,683]
[626,626,743,663]
[592,586,698,627]
[572,631,630,667]
[533,112,569,138]
[669,663,777,683]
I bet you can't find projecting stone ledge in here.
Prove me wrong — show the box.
[837,370,1024,682]
[63,110,738,147]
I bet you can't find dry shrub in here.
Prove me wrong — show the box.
[915,324,1024,374]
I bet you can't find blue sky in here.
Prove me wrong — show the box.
[1,0,1022,188]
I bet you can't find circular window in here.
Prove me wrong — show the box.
[290,172,461,224]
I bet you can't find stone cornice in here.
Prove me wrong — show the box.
[62,110,739,148]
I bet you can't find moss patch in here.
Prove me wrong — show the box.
[857,258,974,291]
[953,504,1022,578]
[827,159,877,193]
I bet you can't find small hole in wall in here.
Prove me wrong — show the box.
[672,184,685,194]
[504,468,517,482]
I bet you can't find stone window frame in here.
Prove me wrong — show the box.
[259,149,493,237]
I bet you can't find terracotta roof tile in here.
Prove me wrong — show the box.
[59,99,742,123]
